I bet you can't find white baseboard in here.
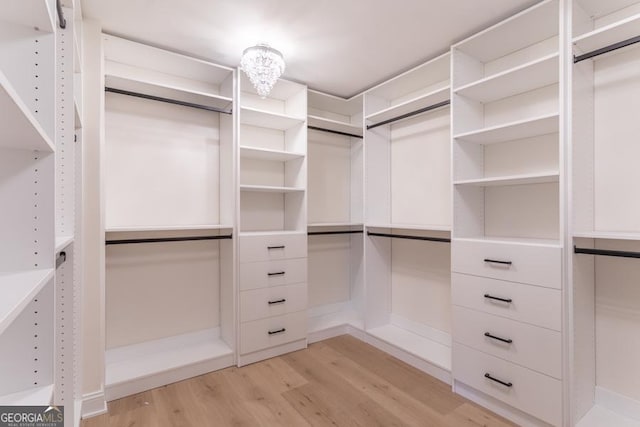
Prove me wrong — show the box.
[389,313,451,347]
[308,324,350,344]
[81,390,107,419]
[596,386,640,422]
[237,339,307,367]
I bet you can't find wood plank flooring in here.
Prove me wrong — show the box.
[83,335,516,427]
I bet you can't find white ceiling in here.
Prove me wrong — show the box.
[81,0,541,98]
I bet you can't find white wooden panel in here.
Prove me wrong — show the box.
[453,306,562,379]
[391,239,452,335]
[364,232,392,328]
[594,46,640,233]
[240,124,285,151]
[452,238,562,288]
[239,232,307,263]
[240,283,307,322]
[453,343,562,426]
[391,108,451,227]
[364,122,390,225]
[452,273,561,331]
[240,311,307,355]
[240,192,284,231]
[483,37,559,80]
[105,93,220,228]
[483,84,559,129]
[240,158,284,187]
[239,258,307,291]
[105,241,220,348]
[308,131,351,224]
[485,182,560,240]
[308,235,351,308]
[483,133,558,177]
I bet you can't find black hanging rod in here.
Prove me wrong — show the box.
[106,235,233,245]
[367,100,450,130]
[56,0,66,29]
[308,126,363,139]
[367,231,451,243]
[308,230,364,236]
[574,35,640,63]
[574,245,640,259]
[56,251,67,269]
[105,87,233,114]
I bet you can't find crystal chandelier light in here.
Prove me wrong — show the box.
[240,44,285,98]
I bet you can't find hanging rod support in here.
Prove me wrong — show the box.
[56,251,67,269]
[106,235,233,245]
[574,245,640,259]
[367,100,450,130]
[367,231,451,243]
[308,126,363,139]
[308,230,364,236]
[105,87,233,114]
[574,35,640,63]
[56,0,67,29]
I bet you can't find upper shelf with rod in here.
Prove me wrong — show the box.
[3,0,55,34]
[307,90,363,138]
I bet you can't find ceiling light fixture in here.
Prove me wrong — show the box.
[240,44,285,98]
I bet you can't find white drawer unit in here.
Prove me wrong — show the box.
[240,311,308,355]
[453,343,562,426]
[452,273,561,331]
[240,283,308,323]
[452,239,562,289]
[239,233,307,263]
[452,306,561,379]
[239,258,307,291]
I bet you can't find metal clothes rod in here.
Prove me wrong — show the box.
[307,126,363,139]
[105,87,233,114]
[56,251,67,269]
[367,231,451,243]
[574,246,640,259]
[366,100,450,130]
[106,235,233,245]
[574,35,640,63]
[56,0,66,29]
[308,230,364,236]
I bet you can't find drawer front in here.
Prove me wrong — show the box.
[453,306,561,379]
[452,239,561,289]
[240,283,308,323]
[239,258,307,291]
[453,343,562,426]
[452,273,561,331]
[240,233,307,263]
[240,311,307,355]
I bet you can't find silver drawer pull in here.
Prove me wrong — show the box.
[484,332,513,344]
[484,373,512,388]
[268,328,286,335]
[268,245,285,250]
[268,299,286,305]
[268,271,285,276]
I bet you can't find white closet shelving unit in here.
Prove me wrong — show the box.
[571,1,640,426]
[363,53,453,383]
[451,1,565,426]
[0,0,57,408]
[236,74,308,366]
[102,35,235,400]
[306,90,365,341]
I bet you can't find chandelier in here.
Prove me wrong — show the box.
[240,44,285,98]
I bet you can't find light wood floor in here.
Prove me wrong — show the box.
[83,335,516,426]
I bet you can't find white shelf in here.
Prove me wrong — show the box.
[55,235,74,253]
[0,71,55,152]
[454,53,559,103]
[454,113,559,144]
[240,146,305,162]
[0,384,54,406]
[366,223,451,232]
[106,224,233,233]
[74,95,82,129]
[0,269,54,336]
[308,304,364,335]
[239,230,306,237]
[365,86,450,125]
[308,115,362,137]
[2,0,54,33]
[308,222,364,228]
[577,405,640,427]
[240,185,305,193]
[105,74,233,112]
[106,329,233,388]
[573,231,640,241]
[73,27,81,73]
[240,107,305,131]
[366,324,451,371]
[574,13,640,58]
[454,236,562,248]
[454,171,559,187]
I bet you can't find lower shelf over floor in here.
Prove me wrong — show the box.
[105,328,234,401]
[577,405,640,427]
[0,384,54,406]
